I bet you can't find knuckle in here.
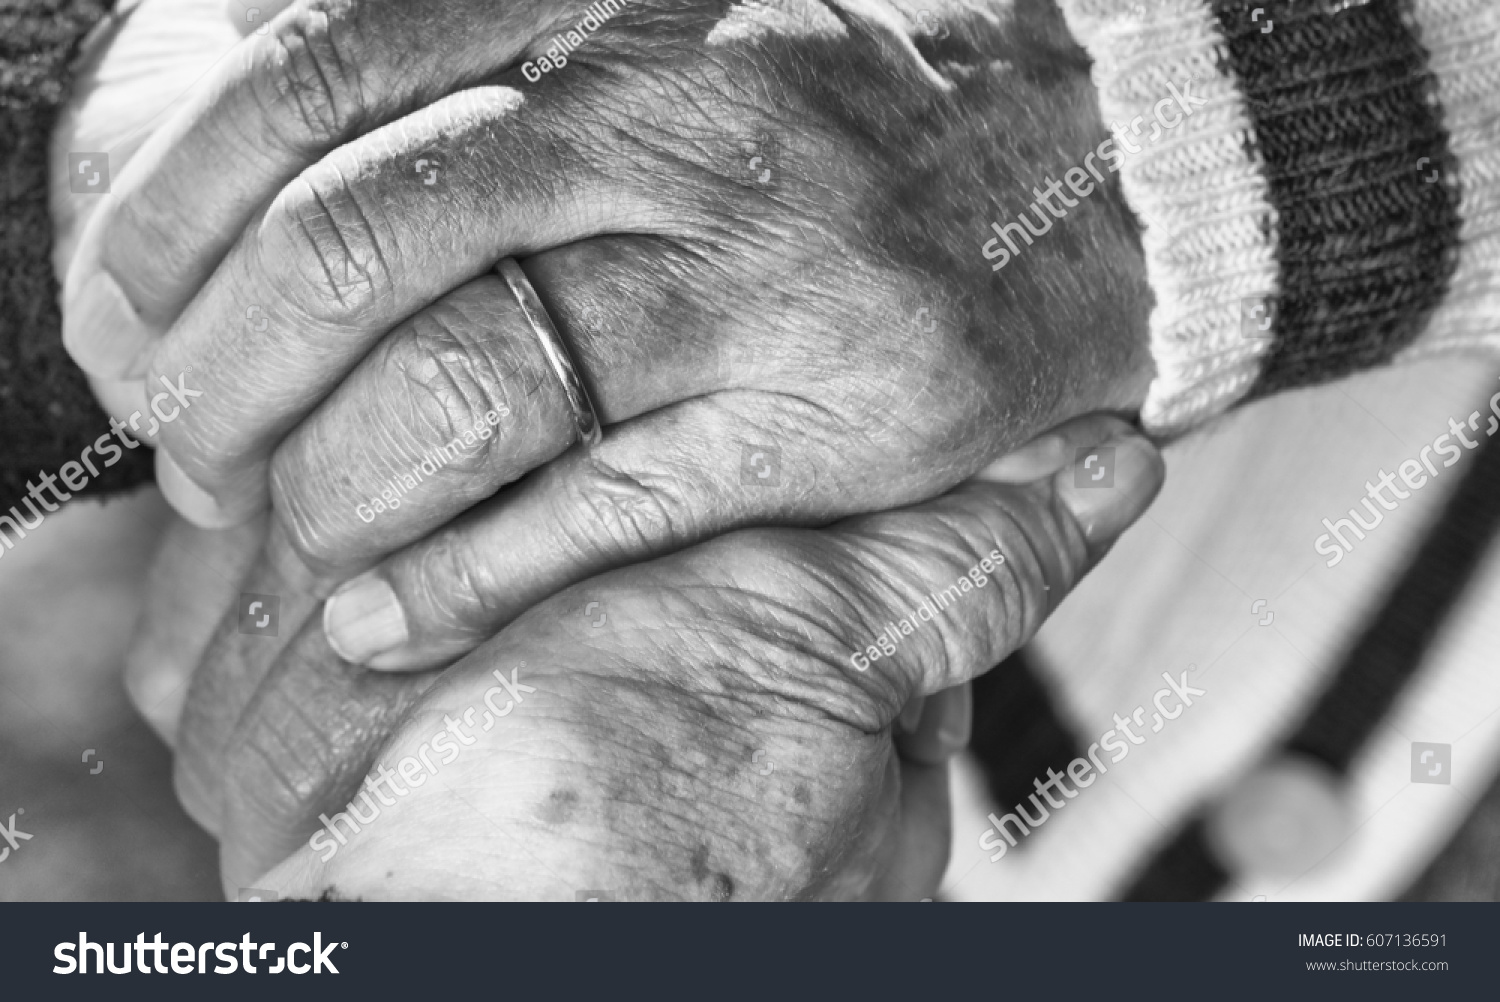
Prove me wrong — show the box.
[557,455,694,561]
[257,7,367,150]
[392,318,513,476]
[408,528,504,632]
[272,164,394,319]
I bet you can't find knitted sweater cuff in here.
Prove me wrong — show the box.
[1057,0,1500,435]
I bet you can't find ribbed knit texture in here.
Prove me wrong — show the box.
[1061,0,1500,433]
[1400,0,1500,363]
[1214,0,1463,398]
[1059,0,1280,432]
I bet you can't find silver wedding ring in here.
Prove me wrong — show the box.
[496,257,602,448]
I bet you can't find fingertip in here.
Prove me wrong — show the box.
[1054,428,1165,551]
[172,754,225,837]
[934,681,972,754]
[324,572,410,667]
[156,449,260,529]
[895,695,927,735]
[976,414,1136,484]
[895,683,972,766]
[85,375,152,440]
[226,0,294,38]
[62,258,159,380]
[123,642,189,748]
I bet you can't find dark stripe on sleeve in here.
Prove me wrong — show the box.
[1210,0,1462,397]
[1121,819,1229,902]
[969,650,1081,830]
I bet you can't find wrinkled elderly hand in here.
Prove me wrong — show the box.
[62,0,1152,667]
[49,0,1160,896]
[226,416,1162,899]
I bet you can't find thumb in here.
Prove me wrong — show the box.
[801,412,1163,710]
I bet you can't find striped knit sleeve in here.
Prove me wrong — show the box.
[1056,0,1500,434]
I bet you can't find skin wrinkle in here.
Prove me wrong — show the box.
[840,488,1066,691]
[575,452,693,553]
[666,550,911,730]
[263,9,363,150]
[225,652,431,845]
[411,527,506,633]
[303,160,394,314]
[398,340,504,466]
[601,564,877,726]
[243,720,320,812]
[816,528,970,690]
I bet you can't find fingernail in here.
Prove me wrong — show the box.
[1056,431,1165,548]
[155,449,235,529]
[978,429,1075,483]
[897,684,972,765]
[63,265,157,379]
[324,572,409,666]
[933,682,972,755]
[896,695,927,735]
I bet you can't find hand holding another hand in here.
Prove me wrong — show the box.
[248,416,1162,900]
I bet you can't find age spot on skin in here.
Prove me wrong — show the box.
[710,873,735,902]
[690,844,711,883]
[687,844,735,900]
[536,788,580,825]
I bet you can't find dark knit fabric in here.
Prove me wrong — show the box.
[0,0,154,510]
[1211,0,1464,399]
